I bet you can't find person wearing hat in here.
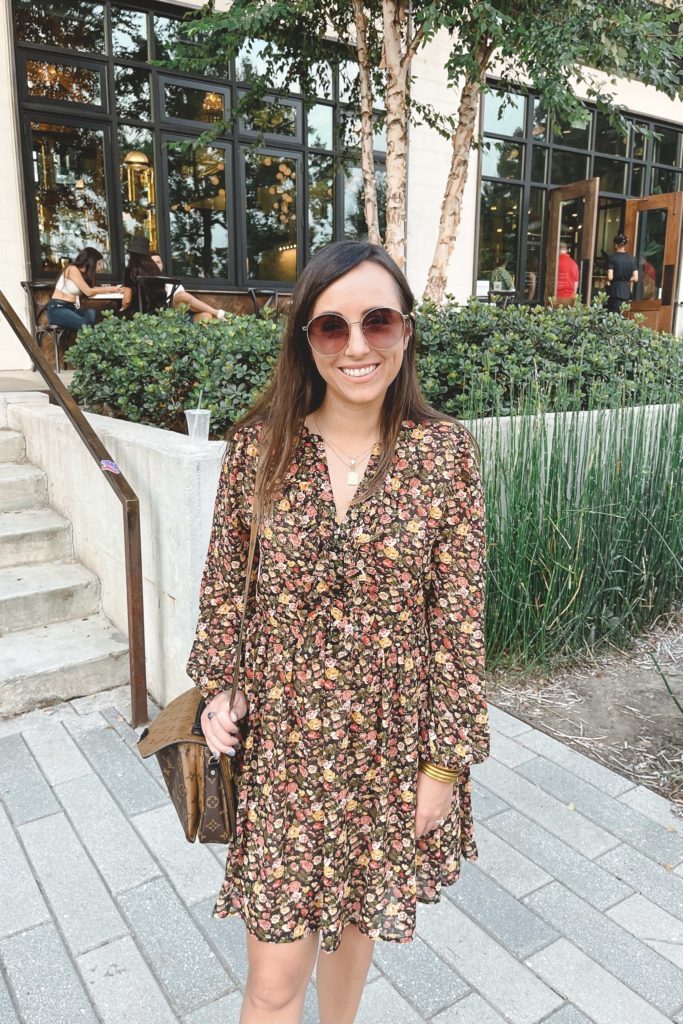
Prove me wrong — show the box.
[121,235,168,317]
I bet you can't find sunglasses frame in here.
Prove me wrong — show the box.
[302,306,412,356]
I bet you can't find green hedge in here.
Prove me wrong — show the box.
[68,299,683,437]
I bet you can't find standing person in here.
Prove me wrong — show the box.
[555,242,580,303]
[185,240,489,1024]
[606,233,638,314]
[47,247,120,330]
[149,251,227,322]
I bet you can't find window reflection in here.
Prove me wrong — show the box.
[119,127,157,251]
[343,166,387,240]
[241,96,299,138]
[594,113,628,156]
[244,151,298,281]
[308,104,333,150]
[593,156,627,194]
[31,121,110,273]
[653,127,682,167]
[525,188,546,302]
[308,155,333,255]
[478,181,521,291]
[550,150,588,185]
[167,144,229,278]
[111,7,148,61]
[483,91,526,138]
[481,140,524,180]
[115,67,151,120]
[554,111,591,150]
[236,40,299,92]
[635,209,667,300]
[164,85,226,124]
[15,0,104,51]
[26,60,102,105]
[651,166,681,194]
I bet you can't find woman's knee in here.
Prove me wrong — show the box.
[245,932,318,1012]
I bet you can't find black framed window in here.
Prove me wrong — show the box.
[13,0,386,288]
[478,83,683,301]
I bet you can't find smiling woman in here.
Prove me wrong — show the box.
[185,240,489,1024]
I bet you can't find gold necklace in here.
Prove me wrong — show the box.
[314,413,377,486]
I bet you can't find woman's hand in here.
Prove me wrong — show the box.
[200,689,248,757]
[415,771,455,838]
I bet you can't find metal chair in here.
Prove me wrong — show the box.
[247,287,280,318]
[21,281,68,372]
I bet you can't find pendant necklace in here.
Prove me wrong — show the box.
[314,413,377,486]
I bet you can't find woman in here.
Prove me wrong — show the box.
[149,252,226,322]
[186,240,488,1024]
[47,247,118,330]
[120,236,169,316]
[606,233,638,314]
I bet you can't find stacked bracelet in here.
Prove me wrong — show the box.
[418,759,459,783]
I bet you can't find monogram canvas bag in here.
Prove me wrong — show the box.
[137,489,260,844]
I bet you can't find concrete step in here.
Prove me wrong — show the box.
[0,614,129,718]
[0,463,47,512]
[0,562,101,636]
[0,431,25,463]
[0,508,73,567]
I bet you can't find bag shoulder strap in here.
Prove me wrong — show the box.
[228,450,261,709]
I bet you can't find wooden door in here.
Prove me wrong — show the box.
[623,192,683,333]
[544,178,600,305]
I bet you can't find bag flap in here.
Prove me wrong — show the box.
[137,687,207,758]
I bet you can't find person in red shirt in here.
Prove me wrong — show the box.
[555,243,580,302]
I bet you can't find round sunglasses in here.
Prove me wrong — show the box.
[303,306,411,356]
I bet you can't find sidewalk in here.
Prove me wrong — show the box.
[1,686,682,1024]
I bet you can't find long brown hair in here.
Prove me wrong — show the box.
[234,240,463,515]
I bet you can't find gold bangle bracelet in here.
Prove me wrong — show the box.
[418,760,459,783]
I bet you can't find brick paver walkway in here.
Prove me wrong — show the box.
[1,686,682,1024]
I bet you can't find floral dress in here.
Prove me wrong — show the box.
[185,417,489,953]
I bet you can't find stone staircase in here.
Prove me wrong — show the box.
[0,427,129,717]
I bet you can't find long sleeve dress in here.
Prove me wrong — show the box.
[185,416,489,953]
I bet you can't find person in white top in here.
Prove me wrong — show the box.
[149,252,226,322]
[47,247,123,331]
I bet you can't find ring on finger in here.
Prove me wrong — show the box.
[207,711,218,720]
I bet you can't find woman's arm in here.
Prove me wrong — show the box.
[173,290,223,318]
[419,426,489,775]
[120,286,133,311]
[65,265,121,297]
[606,269,614,283]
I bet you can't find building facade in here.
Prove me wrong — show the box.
[1,0,682,371]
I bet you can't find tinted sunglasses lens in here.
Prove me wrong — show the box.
[361,308,405,347]
[308,313,349,353]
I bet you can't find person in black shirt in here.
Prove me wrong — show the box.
[606,234,638,315]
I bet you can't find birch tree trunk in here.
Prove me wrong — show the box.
[423,74,482,303]
[382,0,409,269]
[351,0,380,245]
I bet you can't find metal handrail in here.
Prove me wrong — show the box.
[0,291,149,726]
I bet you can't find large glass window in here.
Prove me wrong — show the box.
[31,121,111,273]
[14,0,386,286]
[479,83,682,301]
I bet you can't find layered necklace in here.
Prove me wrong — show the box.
[313,413,378,486]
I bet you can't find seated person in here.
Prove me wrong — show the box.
[120,236,168,316]
[47,247,122,330]
[149,251,226,322]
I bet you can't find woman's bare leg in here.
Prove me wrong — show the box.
[240,929,320,1024]
[316,924,375,1024]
